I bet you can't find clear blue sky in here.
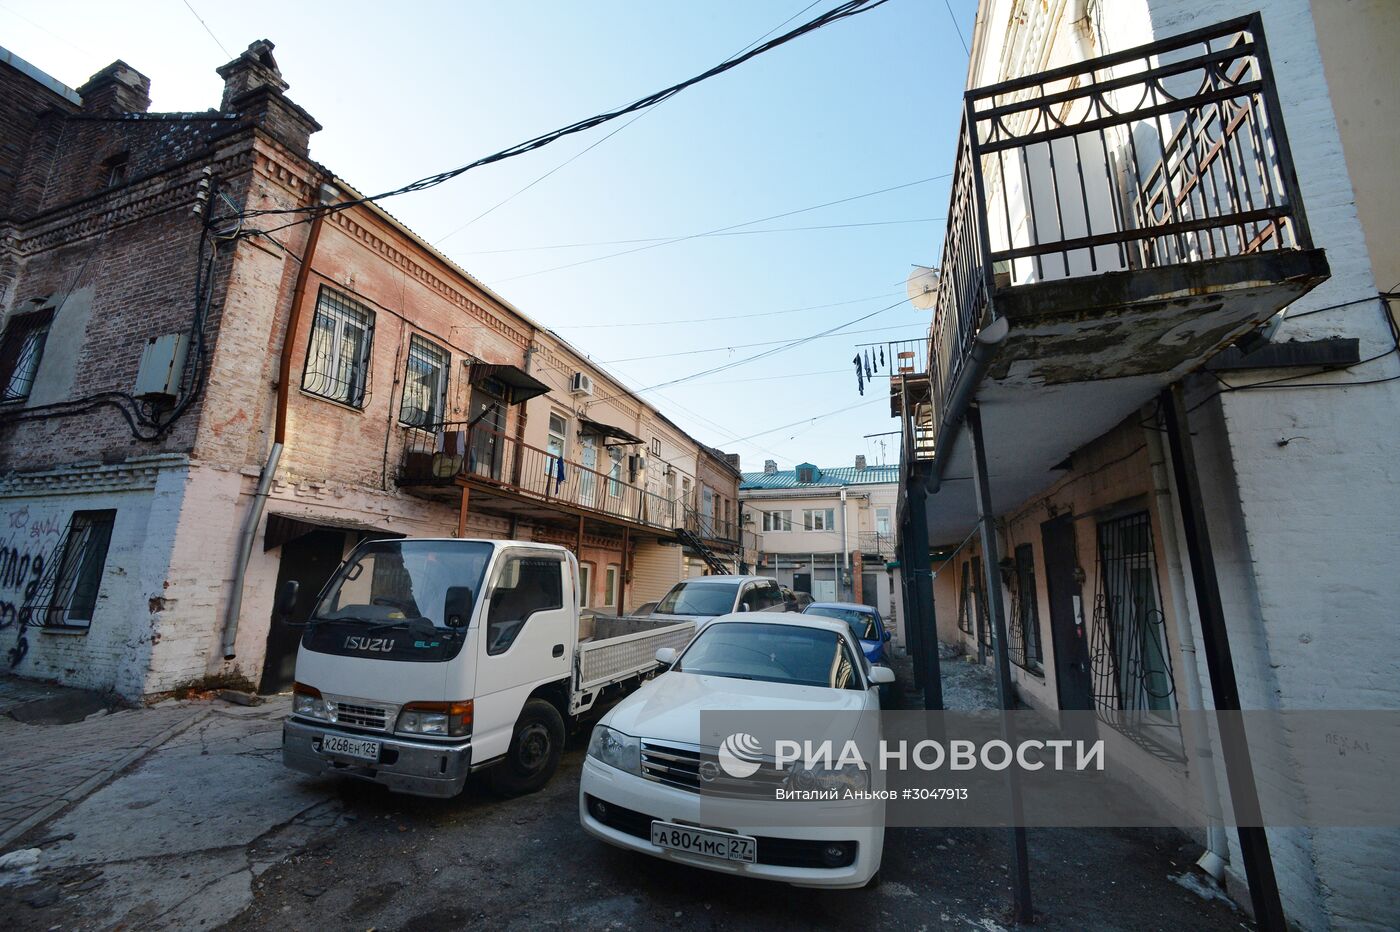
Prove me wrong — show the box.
[2,0,976,472]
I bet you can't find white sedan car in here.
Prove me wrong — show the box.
[579,613,893,889]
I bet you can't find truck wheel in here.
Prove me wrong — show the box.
[489,699,565,797]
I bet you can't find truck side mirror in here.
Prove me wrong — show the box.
[276,580,300,621]
[444,586,474,628]
[654,647,677,669]
[883,630,892,642]
[738,602,750,612]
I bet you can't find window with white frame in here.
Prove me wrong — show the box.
[604,563,620,607]
[762,509,792,532]
[607,447,623,497]
[547,412,568,480]
[875,507,892,536]
[803,508,836,531]
[302,287,373,407]
[400,334,449,428]
[578,562,592,607]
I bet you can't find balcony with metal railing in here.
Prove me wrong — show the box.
[399,423,681,535]
[913,14,1329,541]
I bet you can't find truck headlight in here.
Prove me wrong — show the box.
[396,701,472,738]
[788,762,869,794]
[587,725,640,774]
[292,682,331,721]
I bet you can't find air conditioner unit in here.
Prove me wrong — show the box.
[134,332,191,403]
[570,372,594,396]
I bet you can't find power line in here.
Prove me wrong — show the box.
[179,0,232,59]
[943,0,969,55]
[234,0,894,229]
[457,218,944,256]
[434,0,827,246]
[492,173,949,284]
[553,290,902,330]
[599,323,923,363]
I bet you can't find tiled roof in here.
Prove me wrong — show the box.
[740,464,899,490]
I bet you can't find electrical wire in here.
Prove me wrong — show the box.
[434,0,828,245]
[598,323,925,363]
[552,290,903,330]
[491,174,948,284]
[456,217,944,256]
[231,0,894,231]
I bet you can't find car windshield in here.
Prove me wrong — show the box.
[806,606,879,641]
[654,580,740,616]
[313,540,492,628]
[676,622,861,689]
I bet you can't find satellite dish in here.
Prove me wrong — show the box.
[906,265,939,309]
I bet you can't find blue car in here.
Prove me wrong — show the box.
[803,602,891,664]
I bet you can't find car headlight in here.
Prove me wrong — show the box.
[396,701,472,738]
[788,762,869,794]
[292,682,331,721]
[587,724,640,774]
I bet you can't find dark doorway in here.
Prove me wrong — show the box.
[259,528,347,694]
[792,572,812,594]
[1041,514,1093,711]
[860,571,879,610]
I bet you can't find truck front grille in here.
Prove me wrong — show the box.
[335,701,389,731]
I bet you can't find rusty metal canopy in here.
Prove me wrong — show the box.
[578,417,643,445]
[467,363,550,405]
[264,513,403,551]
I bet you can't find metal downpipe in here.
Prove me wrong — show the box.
[926,316,1008,494]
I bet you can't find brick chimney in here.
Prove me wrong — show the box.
[763,460,778,474]
[216,40,320,156]
[78,61,151,114]
[724,453,741,471]
[855,455,867,470]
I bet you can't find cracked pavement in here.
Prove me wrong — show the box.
[0,662,1247,931]
[0,695,352,931]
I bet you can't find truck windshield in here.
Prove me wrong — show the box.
[313,540,492,628]
[675,622,861,690]
[654,580,740,616]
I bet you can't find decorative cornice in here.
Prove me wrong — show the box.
[0,454,188,497]
[326,209,529,349]
[6,147,255,257]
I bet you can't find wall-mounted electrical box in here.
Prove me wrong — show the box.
[134,332,190,403]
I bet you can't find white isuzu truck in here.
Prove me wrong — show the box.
[280,538,694,798]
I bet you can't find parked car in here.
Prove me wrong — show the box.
[280,538,694,799]
[645,575,787,629]
[803,602,890,664]
[580,613,893,888]
[790,590,815,611]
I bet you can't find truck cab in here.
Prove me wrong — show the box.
[281,538,691,798]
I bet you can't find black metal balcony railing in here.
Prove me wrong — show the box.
[681,505,738,546]
[858,531,897,556]
[928,13,1311,430]
[400,424,678,531]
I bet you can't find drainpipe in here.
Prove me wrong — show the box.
[1144,407,1230,880]
[926,317,1008,493]
[219,201,328,660]
[838,488,849,599]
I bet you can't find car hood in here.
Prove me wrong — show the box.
[603,671,872,748]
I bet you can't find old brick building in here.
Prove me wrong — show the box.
[0,41,740,699]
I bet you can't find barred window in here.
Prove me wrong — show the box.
[400,334,449,428]
[1093,512,1175,713]
[48,510,115,629]
[1009,544,1043,672]
[302,288,373,407]
[0,309,54,403]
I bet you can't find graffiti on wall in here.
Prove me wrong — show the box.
[0,506,67,666]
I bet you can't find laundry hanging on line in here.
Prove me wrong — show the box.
[852,354,865,395]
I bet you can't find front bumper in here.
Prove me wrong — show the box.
[579,757,883,889]
[283,717,472,798]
